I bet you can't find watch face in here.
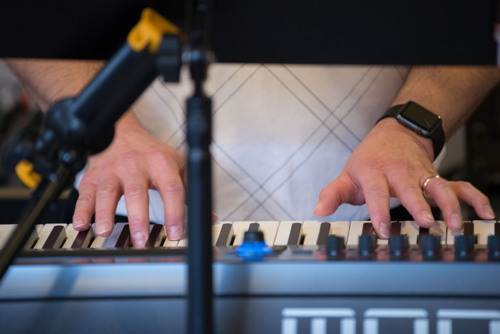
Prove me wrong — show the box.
[397,102,441,135]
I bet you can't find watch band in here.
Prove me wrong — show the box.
[377,102,445,160]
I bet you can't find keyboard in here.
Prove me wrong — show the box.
[0,220,499,334]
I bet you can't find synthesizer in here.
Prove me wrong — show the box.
[0,220,499,334]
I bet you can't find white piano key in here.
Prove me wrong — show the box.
[301,220,323,245]
[0,225,16,250]
[32,224,68,249]
[256,221,280,246]
[89,224,109,249]
[213,221,235,246]
[346,221,370,246]
[274,221,303,246]
[329,220,351,240]
[399,221,421,245]
[431,220,447,244]
[231,221,256,246]
[445,221,468,245]
[473,219,497,245]
[211,221,224,246]
[177,238,188,247]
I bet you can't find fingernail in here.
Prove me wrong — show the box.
[168,226,182,241]
[95,225,111,236]
[451,213,463,230]
[422,210,434,225]
[379,222,390,239]
[133,231,148,248]
[484,205,495,220]
[73,218,84,230]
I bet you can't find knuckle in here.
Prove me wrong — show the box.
[124,184,148,199]
[96,184,120,196]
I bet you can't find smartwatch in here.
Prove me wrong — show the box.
[376,101,445,159]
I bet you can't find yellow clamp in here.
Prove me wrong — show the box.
[127,8,183,53]
[15,160,42,189]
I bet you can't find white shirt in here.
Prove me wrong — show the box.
[112,64,409,223]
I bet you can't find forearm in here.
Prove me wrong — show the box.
[392,66,500,137]
[4,58,103,111]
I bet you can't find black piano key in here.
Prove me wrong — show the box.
[248,223,260,232]
[316,222,331,246]
[146,224,164,248]
[361,222,374,236]
[42,226,66,249]
[287,223,302,245]
[463,222,474,236]
[417,227,429,245]
[495,222,500,236]
[215,223,233,246]
[71,229,92,249]
[390,222,401,236]
[114,225,131,248]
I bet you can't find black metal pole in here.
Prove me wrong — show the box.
[185,1,214,333]
[187,91,213,334]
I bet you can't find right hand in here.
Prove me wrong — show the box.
[72,112,187,248]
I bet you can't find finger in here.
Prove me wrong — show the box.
[361,177,392,239]
[156,172,186,241]
[314,175,356,217]
[93,180,122,237]
[423,177,463,231]
[451,181,495,220]
[123,182,151,248]
[72,183,97,231]
[390,178,435,229]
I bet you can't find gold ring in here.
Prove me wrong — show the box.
[421,175,441,199]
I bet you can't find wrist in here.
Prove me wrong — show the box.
[376,118,435,160]
[376,101,445,160]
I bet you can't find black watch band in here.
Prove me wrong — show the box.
[376,101,445,160]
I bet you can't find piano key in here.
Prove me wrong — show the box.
[274,221,303,246]
[431,220,447,243]
[42,225,66,249]
[146,224,165,247]
[256,221,280,246]
[316,222,332,246]
[214,223,234,246]
[71,229,94,249]
[390,222,402,236]
[32,224,67,249]
[347,221,369,246]
[89,224,109,249]
[473,220,496,245]
[399,221,421,245]
[177,237,188,247]
[104,223,129,248]
[0,225,16,249]
[114,225,131,248]
[62,224,93,249]
[446,221,474,245]
[231,221,257,246]
[302,221,326,246]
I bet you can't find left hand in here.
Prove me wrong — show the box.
[313,118,495,238]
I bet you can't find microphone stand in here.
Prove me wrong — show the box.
[185,1,214,332]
